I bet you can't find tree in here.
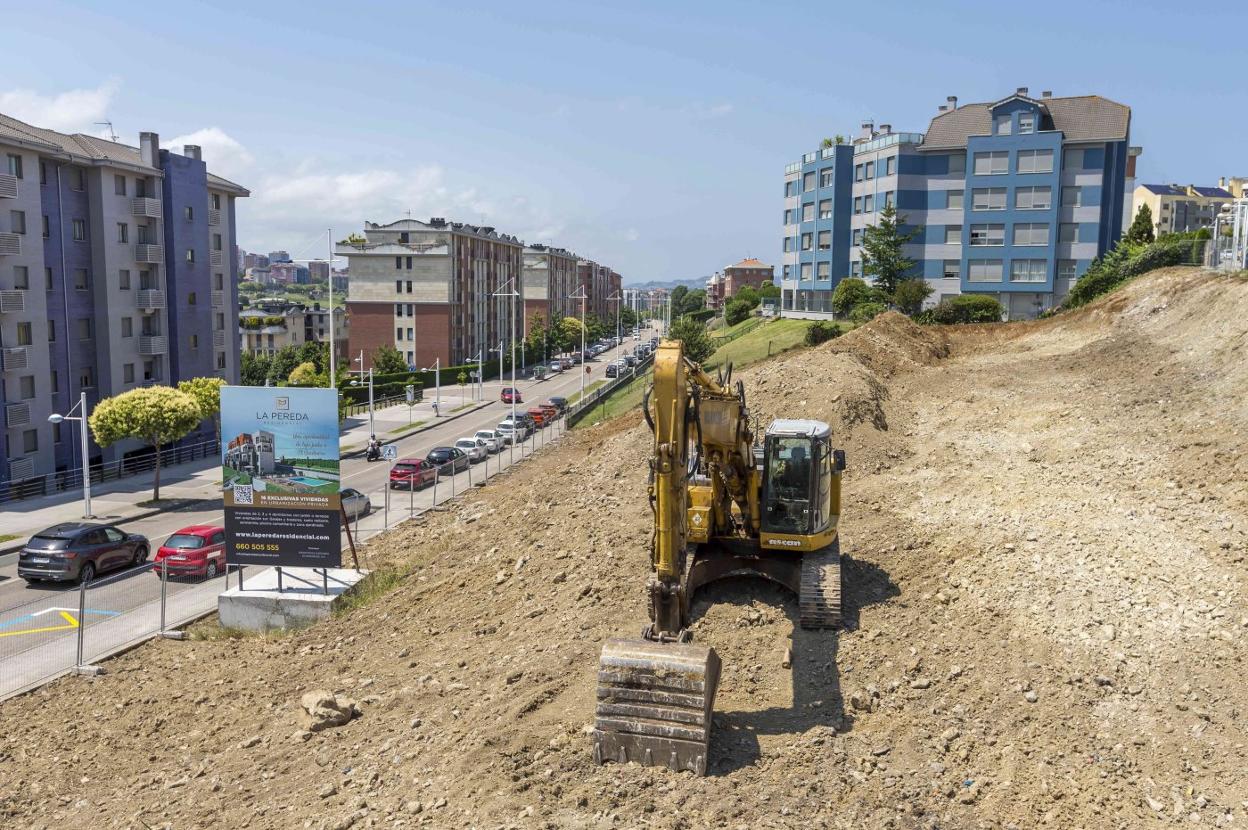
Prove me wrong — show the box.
[89,387,202,501]
[724,298,752,326]
[266,345,303,386]
[861,203,920,296]
[618,306,639,330]
[668,317,714,364]
[287,361,321,386]
[734,286,761,310]
[1125,204,1155,245]
[558,316,585,353]
[240,351,270,386]
[758,282,781,301]
[831,277,873,316]
[820,137,834,149]
[372,344,409,375]
[849,301,888,325]
[669,285,689,318]
[177,377,226,446]
[892,278,934,316]
[682,289,707,316]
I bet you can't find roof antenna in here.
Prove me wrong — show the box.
[94,120,118,142]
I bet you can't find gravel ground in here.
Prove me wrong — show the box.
[0,267,1245,830]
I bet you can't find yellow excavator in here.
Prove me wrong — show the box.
[592,338,845,775]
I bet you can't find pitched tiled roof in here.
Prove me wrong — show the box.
[0,111,248,195]
[1139,183,1233,198]
[922,94,1130,149]
[726,257,770,269]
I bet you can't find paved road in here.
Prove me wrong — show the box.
[0,327,658,700]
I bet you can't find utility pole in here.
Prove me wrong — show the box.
[328,228,336,388]
[570,285,588,399]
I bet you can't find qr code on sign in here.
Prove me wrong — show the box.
[234,484,254,505]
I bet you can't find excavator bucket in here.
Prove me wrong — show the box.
[592,639,721,776]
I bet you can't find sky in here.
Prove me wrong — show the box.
[2,0,1244,283]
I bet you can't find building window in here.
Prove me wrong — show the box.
[72,168,86,191]
[853,196,863,214]
[50,370,58,393]
[10,210,26,235]
[80,369,94,389]
[16,322,32,345]
[121,317,132,337]
[183,206,194,222]
[854,164,864,182]
[1059,223,1078,244]
[972,188,1006,211]
[395,279,402,293]
[114,175,127,195]
[41,215,49,238]
[39,161,47,184]
[1015,186,1052,210]
[886,157,897,176]
[52,422,61,443]
[803,171,815,191]
[1018,113,1036,134]
[137,225,152,244]
[819,169,833,187]
[943,260,960,280]
[406,327,413,341]
[944,225,962,245]
[784,181,797,197]
[1016,223,1048,247]
[213,233,223,251]
[1017,149,1054,174]
[967,259,1003,282]
[884,191,894,208]
[994,114,1012,135]
[783,209,795,225]
[71,219,86,241]
[800,233,813,251]
[22,429,37,454]
[1058,260,1078,280]
[969,224,1004,246]
[852,228,864,246]
[395,303,404,317]
[783,238,793,252]
[800,263,812,280]
[863,195,874,213]
[946,190,964,210]
[117,223,128,243]
[73,268,88,290]
[212,193,222,210]
[864,161,875,179]
[6,154,22,178]
[850,260,862,277]
[215,313,225,330]
[817,230,831,250]
[47,319,55,341]
[45,267,53,291]
[1010,259,1048,282]
[119,269,131,289]
[1063,149,1084,171]
[817,262,830,279]
[124,363,135,384]
[818,199,832,219]
[188,291,197,305]
[77,318,91,340]
[396,327,403,341]
[14,265,28,289]
[1061,186,1082,207]
[217,352,226,370]
[142,361,155,382]
[973,151,1009,176]
[189,334,199,349]
[947,154,966,175]
[406,304,413,316]
[19,375,35,399]
[214,272,223,290]
[186,249,195,263]
[802,203,814,222]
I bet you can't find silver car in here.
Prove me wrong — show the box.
[340,488,372,520]
[474,429,502,452]
[455,437,488,463]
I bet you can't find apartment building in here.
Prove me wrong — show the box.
[1132,183,1234,235]
[0,114,246,487]
[521,244,578,330]
[336,218,523,370]
[783,88,1131,319]
[238,301,347,359]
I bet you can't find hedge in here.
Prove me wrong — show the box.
[684,308,715,324]
[920,294,1004,324]
[1063,237,1198,310]
[803,321,841,346]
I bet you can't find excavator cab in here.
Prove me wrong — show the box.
[760,420,842,550]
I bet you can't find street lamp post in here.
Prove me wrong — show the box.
[606,289,622,364]
[48,391,92,519]
[493,280,519,463]
[352,351,375,435]
[569,285,588,400]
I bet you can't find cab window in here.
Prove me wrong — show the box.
[762,437,814,535]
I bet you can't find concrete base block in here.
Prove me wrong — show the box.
[218,567,369,633]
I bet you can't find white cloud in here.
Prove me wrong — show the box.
[167,127,254,181]
[0,79,121,133]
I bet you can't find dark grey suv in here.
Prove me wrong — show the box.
[18,523,150,585]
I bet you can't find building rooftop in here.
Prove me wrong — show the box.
[360,217,523,245]
[0,112,249,195]
[726,257,770,270]
[1138,183,1234,198]
[921,94,1130,149]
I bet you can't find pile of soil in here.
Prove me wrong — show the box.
[1,267,1245,830]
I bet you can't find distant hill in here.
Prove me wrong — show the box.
[623,277,707,290]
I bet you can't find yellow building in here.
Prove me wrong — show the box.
[1132,183,1234,234]
[1219,177,1247,199]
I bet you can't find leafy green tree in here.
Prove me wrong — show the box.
[372,344,409,374]
[849,302,888,325]
[240,351,270,386]
[892,278,934,316]
[831,277,872,315]
[734,286,761,309]
[1125,204,1155,245]
[861,203,920,296]
[177,377,226,446]
[89,387,202,501]
[758,282,781,301]
[669,285,689,318]
[724,298,752,326]
[287,361,321,386]
[619,306,639,329]
[668,317,714,364]
[266,345,303,386]
[584,313,607,343]
[682,288,707,316]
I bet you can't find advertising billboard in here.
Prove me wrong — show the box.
[221,387,342,568]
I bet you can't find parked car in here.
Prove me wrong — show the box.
[624,354,638,367]
[427,446,470,475]
[538,401,560,421]
[549,359,564,372]
[18,522,150,584]
[547,396,569,413]
[495,422,519,445]
[390,457,438,490]
[474,429,502,452]
[152,525,226,580]
[341,488,372,519]
[455,437,488,462]
[514,412,537,435]
[606,363,619,378]
[501,387,522,404]
[526,407,548,427]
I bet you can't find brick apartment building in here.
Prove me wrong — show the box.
[521,243,578,331]
[707,257,774,309]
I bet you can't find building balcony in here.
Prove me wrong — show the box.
[211,290,224,309]
[5,402,31,428]
[208,208,221,226]
[1,345,30,371]
[135,243,163,264]
[132,197,162,218]
[0,174,17,199]
[210,250,224,267]
[138,336,167,355]
[0,233,20,257]
[0,290,25,313]
[213,330,226,350]
[136,289,165,310]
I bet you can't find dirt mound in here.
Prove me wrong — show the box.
[1,269,1246,830]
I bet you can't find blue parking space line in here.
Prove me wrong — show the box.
[0,613,37,631]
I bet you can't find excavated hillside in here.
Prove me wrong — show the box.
[1,267,1246,830]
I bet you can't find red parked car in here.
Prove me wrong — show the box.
[501,387,523,404]
[389,457,438,490]
[152,525,226,580]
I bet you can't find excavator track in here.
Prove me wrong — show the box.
[593,639,721,775]
[799,537,843,629]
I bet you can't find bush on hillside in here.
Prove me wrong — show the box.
[803,321,841,346]
[724,298,752,326]
[685,308,715,324]
[831,278,873,316]
[849,301,888,325]
[1063,237,1193,309]
[920,294,1004,324]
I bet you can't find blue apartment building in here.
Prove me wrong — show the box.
[783,88,1131,319]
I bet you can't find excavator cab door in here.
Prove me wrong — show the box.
[760,430,835,541]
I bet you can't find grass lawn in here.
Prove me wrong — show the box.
[386,420,428,436]
[0,533,19,544]
[574,372,650,427]
[702,318,847,372]
[567,379,606,405]
[708,315,764,341]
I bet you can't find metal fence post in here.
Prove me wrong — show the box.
[384,486,390,530]
[451,463,457,499]
[159,557,185,640]
[76,577,86,669]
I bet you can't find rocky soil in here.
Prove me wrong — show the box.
[1,267,1245,830]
